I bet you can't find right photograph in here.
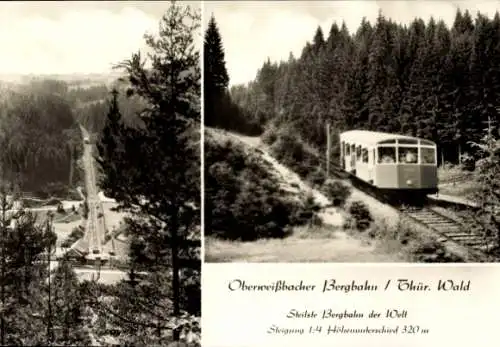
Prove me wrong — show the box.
[203,1,500,263]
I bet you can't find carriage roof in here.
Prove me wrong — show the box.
[340,130,435,146]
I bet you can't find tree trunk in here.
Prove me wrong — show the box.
[69,146,74,187]
[171,210,180,342]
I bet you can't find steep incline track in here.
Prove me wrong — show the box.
[80,126,106,256]
[400,206,488,250]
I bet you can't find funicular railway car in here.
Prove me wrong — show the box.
[339,130,438,197]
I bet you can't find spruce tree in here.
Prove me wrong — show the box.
[469,121,500,251]
[204,14,229,127]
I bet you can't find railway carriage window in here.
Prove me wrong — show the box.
[421,147,436,164]
[420,140,434,146]
[378,147,396,163]
[345,143,350,155]
[399,147,418,164]
[379,139,396,144]
[351,144,355,156]
[398,139,418,145]
[362,148,368,163]
[356,146,362,160]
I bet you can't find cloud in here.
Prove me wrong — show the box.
[204,0,500,86]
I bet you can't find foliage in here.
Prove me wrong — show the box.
[467,127,500,251]
[347,200,373,231]
[232,9,500,166]
[205,136,292,240]
[49,258,92,345]
[204,15,262,135]
[0,85,83,195]
[0,183,92,345]
[322,179,352,207]
[96,2,200,344]
[268,129,320,180]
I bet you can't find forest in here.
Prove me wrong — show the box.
[0,1,201,345]
[0,76,144,199]
[228,9,500,166]
[205,8,500,256]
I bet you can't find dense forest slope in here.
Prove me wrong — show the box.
[231,9,500,166]
[0,76,142,198]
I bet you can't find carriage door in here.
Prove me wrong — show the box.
[350,144,356,172]
[368,148,375,183]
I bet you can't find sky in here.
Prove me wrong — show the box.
[204,0,500,87]
[0,1,201,76]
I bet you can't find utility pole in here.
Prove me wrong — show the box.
[326,122,331,178]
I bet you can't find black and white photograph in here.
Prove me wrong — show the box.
[204,0,500,264]
[0,1,200,346]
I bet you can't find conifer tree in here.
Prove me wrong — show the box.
[469,120,500,250]
[204,14,229,126]
[97,1,201,344]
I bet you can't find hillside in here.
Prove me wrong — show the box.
[205,127,409,262]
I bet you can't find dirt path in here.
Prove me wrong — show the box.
[205,129,405,262]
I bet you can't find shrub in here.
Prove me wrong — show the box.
[410,240,465,263]
[460,152,475,171]
[289,192,321,226]
[322,180,351,207]
[262,126,279,145]
[69,227,85,240]
[61,239,73,248]
[348,201,373,231]
[46,198,62,206]
[57,203,65,214]
[205,136,295,241]
[269,131,320,180]
[307,168,326,187]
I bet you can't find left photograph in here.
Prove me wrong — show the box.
[0,1,200,346]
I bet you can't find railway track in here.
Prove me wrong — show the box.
[399,205,492,251]
[315,156,491,252]
[229,132,490,255]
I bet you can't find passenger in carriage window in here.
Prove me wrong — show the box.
[378,147,396,163]
[381,155,395,163]
[399,148,418,163]
[405,151,417,163]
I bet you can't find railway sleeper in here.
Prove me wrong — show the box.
[426,223,462,234]
[422,220,459,226]
[447,235,482,242]
[442,231,478,237]
[407,213,449,220]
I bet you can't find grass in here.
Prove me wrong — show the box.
[205,223,404,263]
[437,164,480,199]
[438,180,480,198]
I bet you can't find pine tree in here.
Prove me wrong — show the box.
[50,257,91,345]
[97,1,200,344]
[204,14,229,127]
